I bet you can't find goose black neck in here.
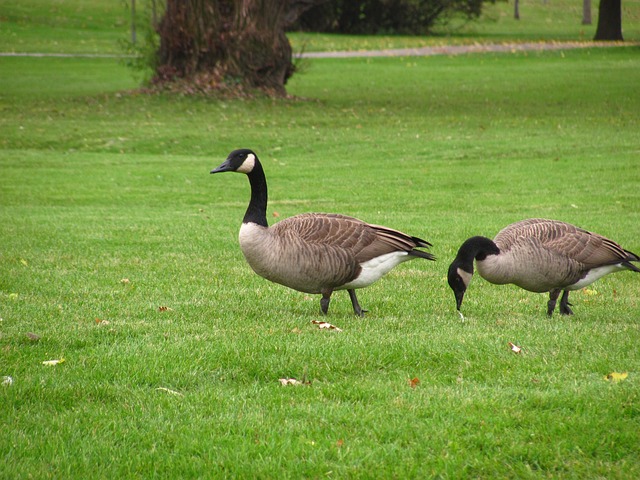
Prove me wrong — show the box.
[456,236,500,263]
[243,160,269,228]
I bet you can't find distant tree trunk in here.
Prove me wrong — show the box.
[154,0,324,96]
[514,0,520,20]
[594,0,623,40]
[131,0,137,45]
[582,0,592,25]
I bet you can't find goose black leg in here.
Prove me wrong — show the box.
[559,290,574,315]
[320,290,333,315]
[547,289,561,317]
[348,289,368,317]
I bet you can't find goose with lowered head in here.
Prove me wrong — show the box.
[211,149,435,316]
[448,218,640,316]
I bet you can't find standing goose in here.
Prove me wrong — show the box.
[211,148,435,316]
[448,218,640,316]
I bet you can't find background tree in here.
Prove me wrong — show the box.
[292,0,489,35]
[154,0,325,96]
[582,0,592,25]
[594,0,623,40]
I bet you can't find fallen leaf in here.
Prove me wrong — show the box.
[583,288,598,296]
[291,327,303,334]
[604,372,628,383]
[311,320,342,332]
[120,278,130,284]
[156,387,184,396]
[95,318,110,325]
[407,377,420,388]
[158,306,173,312]
[20,259,28,266]
[42,359,65,366]
[278,378,310,386]
[336,439,344,448]
[508,342,522,354]
[25,332,40,341]
[272,211,280,218]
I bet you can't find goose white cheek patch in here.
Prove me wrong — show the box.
[237,153,256,173]
[457,268,473,288]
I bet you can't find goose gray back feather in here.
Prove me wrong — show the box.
[482,218,638,291]
[494,218,634,268]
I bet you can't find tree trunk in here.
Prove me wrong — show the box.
[154,0,319,96]
[594,0,623,40]
[582,0,592,25]
[514,0,520,20]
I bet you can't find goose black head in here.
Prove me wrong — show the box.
[211,149,258,175]
[447,236,499,312]
[447,260,473,311]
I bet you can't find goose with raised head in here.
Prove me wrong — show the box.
[211,149,435,316]
[448,218,640,316]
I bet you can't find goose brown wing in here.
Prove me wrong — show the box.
[495,218,633,268]
[272,213,432,263]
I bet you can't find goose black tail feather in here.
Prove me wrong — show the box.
[623,249,640,272]
[623,261,640,273]
[409,249,436,261]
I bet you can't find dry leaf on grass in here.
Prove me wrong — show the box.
[42,359,65,366]
[25,332,40,341]
[407,377,420,388]
[278,378,311,386]
[311,320,342,332]
[158,306,173,312]
[508,342,522,354]
[604,372,628,382]
[95,318,110,325]
[120,278,130,284]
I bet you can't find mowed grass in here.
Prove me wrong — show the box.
[1,1,640,479]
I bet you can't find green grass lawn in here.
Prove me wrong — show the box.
[1,1,640,478]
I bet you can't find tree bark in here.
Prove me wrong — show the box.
[154,0,324,96]
[594,0,623,40]
[582,0,592,25]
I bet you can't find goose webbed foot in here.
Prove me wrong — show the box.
[547,289,561,317]
[559,290,574,315]
[348,289,368,317]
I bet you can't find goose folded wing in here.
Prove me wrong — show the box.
[535,224,631,268]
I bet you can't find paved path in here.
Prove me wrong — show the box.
[297,41,631,58]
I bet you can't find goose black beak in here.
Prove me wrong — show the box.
[454,289,465,311]
[211,160,233,174]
